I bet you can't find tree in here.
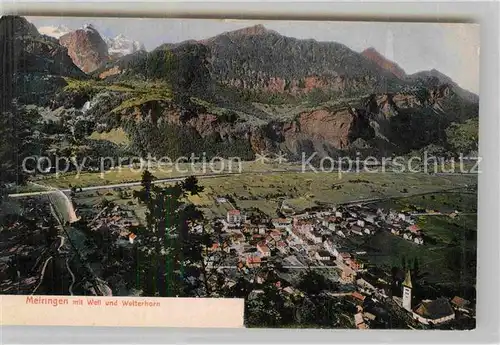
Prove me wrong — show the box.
[73,119,94,141]
[192,220,231,297]
[245,284,289,327]
[413,257,420,278]
[445,118,479,156]
[297,269,337,295]
[401,256,407,271]
[0,102,42,187]
[132,171,209,297]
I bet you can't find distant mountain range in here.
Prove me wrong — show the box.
[38,23,145,71]
[104,34,145,59]
[38,24,71,38]
[1,16,479,163]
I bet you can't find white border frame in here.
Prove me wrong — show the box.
[0,1,498,344]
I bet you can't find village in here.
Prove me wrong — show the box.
[0,186,474,329]
[214,204,424,279]
[194,201,475,329]
[79,195,475,329]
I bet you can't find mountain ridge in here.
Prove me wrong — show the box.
[1,16,480,163]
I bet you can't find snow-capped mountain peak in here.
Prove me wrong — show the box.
[82,23,98,33]
[38,24,71,39]
[36,23,145,58]
[104,34,145,57]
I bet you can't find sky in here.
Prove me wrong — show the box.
[27,17,480,94]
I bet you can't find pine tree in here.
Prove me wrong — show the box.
[413,257,420,279]
[132,172,209,297]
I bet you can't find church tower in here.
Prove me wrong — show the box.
[402,270,413,311]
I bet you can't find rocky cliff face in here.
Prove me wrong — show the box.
[361,47,407,79]
[38,24,146,61]
[59,24,109,73]
[280,108,363,156]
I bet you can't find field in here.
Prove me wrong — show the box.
[70,170,477,226]
[32,160,298,190]
[63,77,173,113]
[186,171,476,218]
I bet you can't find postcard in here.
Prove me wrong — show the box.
[0,15,478,329]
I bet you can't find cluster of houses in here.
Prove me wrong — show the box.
[211,205,396,283]
[199,203,474,328]
[385,212,425,245]
[90,204,140,245]
[211,204,429,278]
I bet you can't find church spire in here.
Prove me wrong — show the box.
[403,270,412,288]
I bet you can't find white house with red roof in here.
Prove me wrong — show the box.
[407,224,421,235]
[227,209,242,224]
[257,242,271,257]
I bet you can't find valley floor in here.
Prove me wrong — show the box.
[1,165,477,329]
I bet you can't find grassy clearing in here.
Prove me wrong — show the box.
[74,187,147,223]
[88,128,130,146]
[111,89,172,113]
[361,214,477,296]
[63,77,173,113]
[373,191,477,214]
[33,164,209,189]
[63,78,134,93]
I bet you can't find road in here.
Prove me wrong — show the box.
[216,265,338,269]
[7,172,249,198]
[410,212,477,216]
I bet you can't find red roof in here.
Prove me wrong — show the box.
[257,243,270,253]
[273,218,290,223]
[352,291,366,301]
[247,256,261,264]
[228,209,241,215]
[408,224,421,233]
[451,296,470,307]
